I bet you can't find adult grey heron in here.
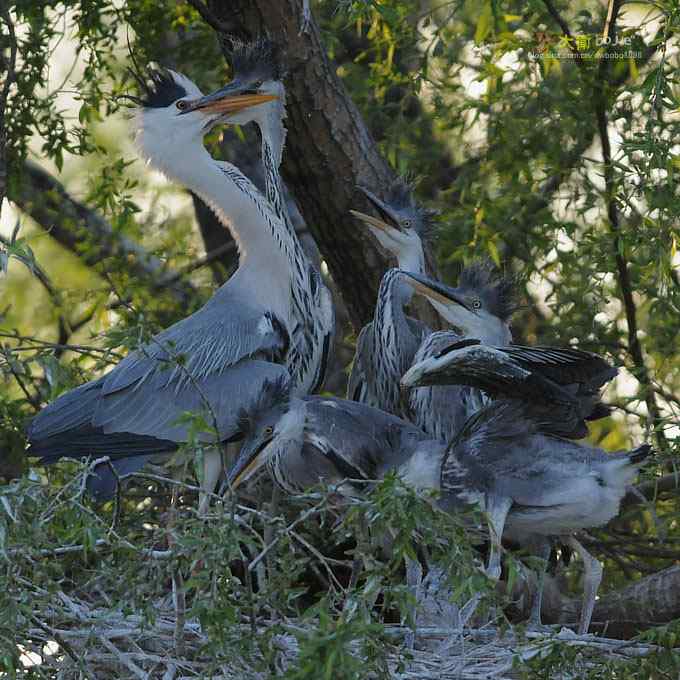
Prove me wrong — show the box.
[440,400,652,633]
[346,181,434,407]
[401,337,618,439]
[189,39,334,397]
[26,68,325,506]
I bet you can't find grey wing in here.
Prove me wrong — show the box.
[91,295,289,442]
[30,292,289,446]
[102,293,288,395]
[347,323,373,403]
[441,400,539,499]
[303,396,427,481]
[441,400,603,505]
[502,345,617,390]
[94,360,290,442]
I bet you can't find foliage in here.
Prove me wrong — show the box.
[1,0,680,676]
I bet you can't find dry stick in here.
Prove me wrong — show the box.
[28,614,91,676]
[100,636,148,680]
[593,1,669,453]
[246,486,340,573]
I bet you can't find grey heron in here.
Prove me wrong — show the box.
[440,399,652,633]
[398,262,517,441]
[401,337,618,439]
[25,68,323,507]
[227,377,444,497]
[190,38,334,398]
[346,181,435,411]
[227,377,451,641]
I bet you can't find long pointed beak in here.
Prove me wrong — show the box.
[400,362,427,389]
[400,271,470,310]
[184,84,278,116]
[226,437,273,491]
[351,186,401,233]
[349,209,392,233]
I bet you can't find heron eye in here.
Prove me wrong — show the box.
[402,219,412,228]
[472,299,482,310]
[264,426,274,436]
[176,100,189,111]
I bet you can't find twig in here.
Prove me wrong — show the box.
[0,331,124,360]
[247,484,344,573]
[592,0,669,453]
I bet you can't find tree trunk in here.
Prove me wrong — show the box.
[510,563,680,639]
[204,0,401,331]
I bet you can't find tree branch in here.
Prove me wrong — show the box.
[8,161,197,306]
[592,2,668,452]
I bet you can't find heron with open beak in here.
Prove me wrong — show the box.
[27,66,320,510]
[346,181,438,417]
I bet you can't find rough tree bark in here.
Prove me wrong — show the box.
[195,0,405,331]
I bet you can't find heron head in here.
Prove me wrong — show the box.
[350,180,435,272]
[131,67,262,172]
[401,262,517,344]
[227,377,295,491]
[401,337,484,389]
[183,38,285,128]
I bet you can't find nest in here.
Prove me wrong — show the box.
[19,590,656,679]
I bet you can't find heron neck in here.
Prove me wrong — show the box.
[373,269,418,411]
[163,144,293,311]
[396,245,426,276]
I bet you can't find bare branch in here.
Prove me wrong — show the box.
[8,161,197,305]
[592,2,668,452]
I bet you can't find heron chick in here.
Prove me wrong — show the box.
[402,337,618,439]
[441,399,652,633]
[347,180,435,407]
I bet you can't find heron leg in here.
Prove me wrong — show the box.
[566,535,602,635]
[527,539,551,628]
[404,555,423,649]
[198,446,224,516]
[485,495,512,581]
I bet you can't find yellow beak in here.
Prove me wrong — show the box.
[349,209,391,232]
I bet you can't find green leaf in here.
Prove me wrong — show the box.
[474,2,493,44]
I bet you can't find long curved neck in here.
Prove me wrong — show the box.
[157,141,293,312]
[372,269,418,411]
[258,96,302,244]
